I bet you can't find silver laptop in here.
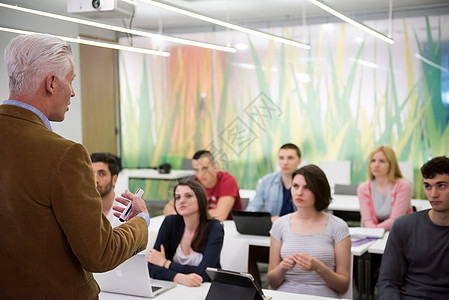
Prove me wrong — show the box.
[94,253,176,298]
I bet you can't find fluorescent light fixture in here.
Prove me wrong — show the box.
[354,58,378,69]
[354,36,363,44]
[0,26,170,57]
[415,53,448,72]
[296,72,311,83]
[140,0,311,50]
[307,0,394,45]
[236,43,249,51]
[0,3,236,53]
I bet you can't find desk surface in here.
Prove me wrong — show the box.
[329,194,431,212]
[120,169,194,180]
[114,169,195,198]
[100,282,342,300]
[368,232,389,254]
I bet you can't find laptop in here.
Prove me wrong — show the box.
[94,253,176,298]
[205,268,272,300]
[231,210,272,236]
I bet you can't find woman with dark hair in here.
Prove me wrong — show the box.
[268,165,351,297]
[358,145,412,231]
[146,179,224,286]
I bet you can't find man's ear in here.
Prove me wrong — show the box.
[45,74,56,94]
[112,174,118,186]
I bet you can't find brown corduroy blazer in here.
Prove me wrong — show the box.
[0,104,148,299]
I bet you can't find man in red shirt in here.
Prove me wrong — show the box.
[164,150,241,221]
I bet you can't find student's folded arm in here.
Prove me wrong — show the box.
[163,200,176,216]
[148,262,178,281]
[208,196,235,221]
[147,217,178,281]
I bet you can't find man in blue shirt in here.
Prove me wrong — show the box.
[246,143,302,222]
[245,143,302,286]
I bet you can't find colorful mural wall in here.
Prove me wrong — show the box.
[119,15,449,199]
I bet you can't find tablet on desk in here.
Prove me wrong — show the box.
[205,268,272,300]
[231,210,272,236]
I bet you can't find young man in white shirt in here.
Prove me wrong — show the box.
[91,152,123,228]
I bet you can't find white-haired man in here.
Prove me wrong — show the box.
[0,34,149,299]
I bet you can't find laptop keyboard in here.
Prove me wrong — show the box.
[151,286,163,293]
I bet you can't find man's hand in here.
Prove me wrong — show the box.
[113,189,149,220]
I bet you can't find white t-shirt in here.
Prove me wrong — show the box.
[106,201,123,228]
[270,213,350,297]
[173,244,203,267]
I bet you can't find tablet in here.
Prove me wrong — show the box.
[205,268,272,300]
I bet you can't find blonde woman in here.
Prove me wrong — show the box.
[358,146,413,231]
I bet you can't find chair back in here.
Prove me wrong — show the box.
[181,158,194,170]
[334,184,358,195]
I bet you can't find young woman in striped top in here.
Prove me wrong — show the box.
[268,165,351,297]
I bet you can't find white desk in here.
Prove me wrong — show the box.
[114,169,195,197]
[329,194,431,212]
[100,282,343,300]
[368,232,389,255]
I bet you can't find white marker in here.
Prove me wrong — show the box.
[119,188,144,222]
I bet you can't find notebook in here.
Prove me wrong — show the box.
[94,253,176,298]
[231,210,272,236]
[205,268,272,300]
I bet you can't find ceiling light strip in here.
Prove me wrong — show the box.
[0,26,170,56]
[140,0,311,50]
[307,0,394,45]
[415,54,448,72]
[0,3,236,53]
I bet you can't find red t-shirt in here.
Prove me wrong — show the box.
[195,171,242,220]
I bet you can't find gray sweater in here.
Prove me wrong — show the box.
[377,210,449,299]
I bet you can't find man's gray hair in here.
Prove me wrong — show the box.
[4,34,73,95]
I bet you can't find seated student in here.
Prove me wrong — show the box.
[358,145,413,231]
[377,156,449,299]
[268,165,351,298]
[90,152,122,228]
[147,179,224,287]
[164,150,242,221]
[246,143,302,222]
[245,143,302,285]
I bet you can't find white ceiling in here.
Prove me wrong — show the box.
[1,0,449,35]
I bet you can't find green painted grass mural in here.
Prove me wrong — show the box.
[119,15,449,200]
